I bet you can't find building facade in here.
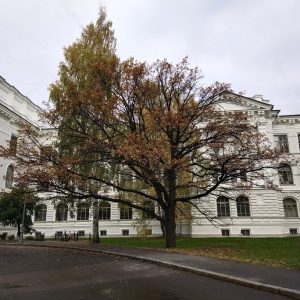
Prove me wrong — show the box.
[0,77,299,238]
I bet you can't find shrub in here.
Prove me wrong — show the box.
[0,232,8,240]
[7,234,15,240]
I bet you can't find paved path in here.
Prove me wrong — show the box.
[3,241,300,299]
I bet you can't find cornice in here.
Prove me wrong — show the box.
[0,75,42,111]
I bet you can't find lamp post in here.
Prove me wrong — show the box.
[19,193,26,243]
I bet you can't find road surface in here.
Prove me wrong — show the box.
[0,244,290,300]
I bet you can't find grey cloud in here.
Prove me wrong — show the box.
[1,0,299,114]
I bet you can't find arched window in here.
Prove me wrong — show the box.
[77,203,90,220]
[236,196,250,217]
[35,204,47,221]
[99,201,111,220]
[120,204,132,220]
[283,198,298,217]
[56,203,68,221]
[5,165,14,188]
[217,196,230,217]
[142,201,155,219]
[278,164,293,185]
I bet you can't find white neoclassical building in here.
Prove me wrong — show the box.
[0,76,299,238]
[0,76,41,192]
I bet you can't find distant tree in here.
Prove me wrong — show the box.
[0,187,37,238]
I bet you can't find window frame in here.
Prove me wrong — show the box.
[99,201,111,220]
[278,164,294,185]
[9,135,18,156]
[5,165,14,188]
[274,135,289,153]
[221,229,230,237]
[35,204,47,222]
[142,201,155,219]
[77,230,85,237]
[56,203,68,221]
[217,196,230,217]
[120,205,133,220]
[77,203,90,221]
[122,229,129,236]
[289,228,298,236]
[241,229,251,236]
[100,230,107,236]
[283,198,298,218]
[236,196,251,217]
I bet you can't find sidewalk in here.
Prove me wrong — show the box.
[8,240,300,299]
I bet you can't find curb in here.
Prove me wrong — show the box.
[4,242,300,300]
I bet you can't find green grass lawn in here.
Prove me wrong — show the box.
[101,236,300,270]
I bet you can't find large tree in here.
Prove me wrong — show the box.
[0,187,37,238]
[50,7,116,243]
[1,17,286,248]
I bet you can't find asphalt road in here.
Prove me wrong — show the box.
[0,244,290,300]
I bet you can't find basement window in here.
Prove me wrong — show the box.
[241,229,250,236]
[122,229,129,236]
[77,230,85,237]
[221,229,230,237]
[100,230,107,236]
[290,228,298,236]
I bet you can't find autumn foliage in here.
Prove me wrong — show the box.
[0,10,284,248]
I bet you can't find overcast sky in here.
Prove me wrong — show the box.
[1,0,299,115]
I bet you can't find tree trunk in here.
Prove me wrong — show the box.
[164,167,177,248]
[164,205,177,248]
[160,221,166,238]
[92,200,100,243]
[17,223,21,239]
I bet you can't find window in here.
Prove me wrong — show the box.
[236,196,250,217]
[77,203,90,220]
[278,164,294,185]
[39,181,51,192]
[217,196,230,217]
[289,229,298,236]
[9,135,17,155]
[122,229,129,236]
[239,169,247,182]
[5,165,14,188]
[56,203,68,221]
[120,204,132,220]
[274,135,289,153]
[100,230,107,236]
[283,198,298,217]
[298,134,300,151]
[35,204,47,221]
[142,201,155,219]
[241,229,250,236]
[221,229,230,236]
[55,231,63,240]
[120,166,134,187]
[99,201,111,220]
[78,230,85,237]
